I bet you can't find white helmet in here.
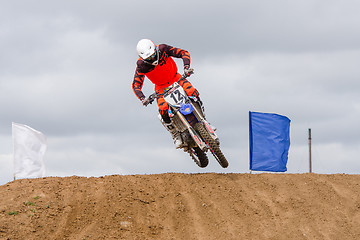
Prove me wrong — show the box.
[136,39,159,65]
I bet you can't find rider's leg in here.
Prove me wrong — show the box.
[178,77,203,113]
[178,77,216,131]
[157,95,183,148]
[178,77,199,98]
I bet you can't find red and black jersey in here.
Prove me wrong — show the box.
[132,44,191,100]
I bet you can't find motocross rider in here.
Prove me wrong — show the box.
[132,39,200,148]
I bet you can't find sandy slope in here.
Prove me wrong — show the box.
[1,173,360,240]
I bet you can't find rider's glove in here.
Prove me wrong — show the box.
[184,65,194,77]
[141,97,150,106]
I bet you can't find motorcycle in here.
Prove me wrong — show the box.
[143,70,229,168]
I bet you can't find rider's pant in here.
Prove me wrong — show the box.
[156,73,199,124]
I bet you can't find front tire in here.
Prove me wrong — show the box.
[194,123,229,168]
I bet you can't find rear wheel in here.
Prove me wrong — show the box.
[195,123,228,168]
[188,147,208,168]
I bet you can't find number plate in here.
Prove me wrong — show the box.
[163,83,187,106]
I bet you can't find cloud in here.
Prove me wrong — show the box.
[1,0,360,185]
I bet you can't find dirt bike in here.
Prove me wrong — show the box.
[143,70,229,168]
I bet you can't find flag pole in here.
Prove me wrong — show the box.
[308,128,312,173]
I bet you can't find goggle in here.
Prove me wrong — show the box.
[144,51,157,63]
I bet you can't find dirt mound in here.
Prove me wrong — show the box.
[1,173,360,240]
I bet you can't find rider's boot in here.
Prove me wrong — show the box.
[164,122,183,149]
[159,115,184,148]
[197,97,217,131]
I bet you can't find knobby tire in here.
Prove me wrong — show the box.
[194,123,229,168]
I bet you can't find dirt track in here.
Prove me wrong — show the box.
[1,173,360,240]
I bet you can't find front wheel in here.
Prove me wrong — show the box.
[194,123,229,168]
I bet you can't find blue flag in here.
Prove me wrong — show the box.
[249,111,291,172]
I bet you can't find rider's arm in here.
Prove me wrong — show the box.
[132,59,156,101]
[132,67,146,101]
[160,44,191,68]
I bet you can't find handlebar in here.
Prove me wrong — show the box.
[143,70,194,106]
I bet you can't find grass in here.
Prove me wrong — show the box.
[25,201,36,206]
[8,197,47,217]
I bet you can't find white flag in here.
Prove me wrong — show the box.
[12,123,47,179]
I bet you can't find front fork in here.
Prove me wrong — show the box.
[190,102,219,143]
[174,110,207,151]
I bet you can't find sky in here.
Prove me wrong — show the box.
[1,0,360,185]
